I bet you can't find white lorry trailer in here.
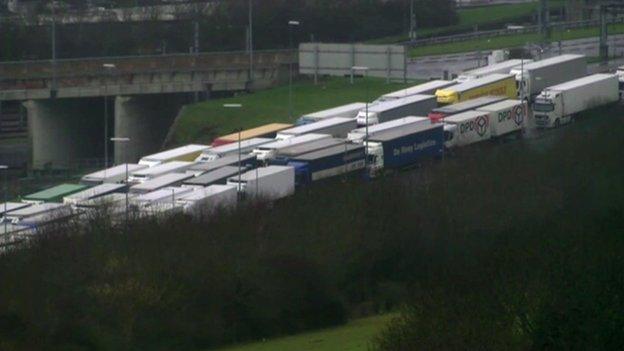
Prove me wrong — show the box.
[129,173,195,194]
[443,110,492,148]
[128,161,194,183]
[276,117,357,140]
[176,185,238,215]
[532,74,619,129]
[63,183,127,205]
[81,164,148,185]
[251,134,331,162]
[139,144,210,167]
[131,187,194,210]
[226,166,295,201]
[356,94,437,126]
[296,102,366,125]
[510,54,587,101]
[374,80,454,103]
[456,59,531,83]
[348,117,430,143]
[476,99,527,137]
[195,138,272,162]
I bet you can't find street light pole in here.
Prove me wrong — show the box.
[248,0,254,86]
[288,20,300,120]
[103,63,116,169]
[0,165,8,235]
[111,137,130,231]
[51,2,58,98]
[352,66,370,165]
[223,104,243,194]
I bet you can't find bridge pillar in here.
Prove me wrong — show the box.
[114,94,190,164]
[24,98,104,169]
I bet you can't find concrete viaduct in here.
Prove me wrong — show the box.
[0,50,296,169]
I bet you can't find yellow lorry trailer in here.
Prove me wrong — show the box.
[435,73,517,105]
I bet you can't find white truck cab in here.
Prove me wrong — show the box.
[532,90,572,128]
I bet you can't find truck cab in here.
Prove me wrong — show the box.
[510,68,529,100]
[356,110,379,126]
[616,66,624,99]
[532,90,570,129]
[364,141,384,177]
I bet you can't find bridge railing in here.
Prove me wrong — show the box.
[0,49,296,81]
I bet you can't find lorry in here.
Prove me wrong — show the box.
[616,65,624,98]
[195,138,271,162]
[355,94,437,126]
[374,80,455,103]
[347,116,430,143]
[188,154,257,176]
[251,133,331,162]
[476,99,527,137]
[287,144,366,186]
[129,173,194,194]
[270,138,345,164]
[442,110,492,148]
[131,187,194,210]
[532,74,619,129]
[139,144,210,167]
[183,166,247,188]
[428,96,506,122]
[211,123,292,146]
[63,183,127,206]
[2,203,72,227]
[509,54,586,101]
[296,103,366,125]
[435,73,517,105]
[365,122,444,177]
[456,59,531,83]
[176,185,238,215]
[128,161,194,183]
[226,166,295,201]
[81,164,147,185]
[276,117,357,140]
[22,184,91,204]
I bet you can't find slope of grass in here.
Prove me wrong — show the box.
[170,78,413,145]
[410,23,624,58]
[368,1,564,44]
[216,314,395,351]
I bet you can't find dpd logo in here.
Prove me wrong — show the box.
[513,105,524,126]
[475,115,488,136]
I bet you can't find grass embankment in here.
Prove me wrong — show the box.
[368,1,564,44]
[170,77,413,145]
[410,23,624,57]
[217,314,395,351]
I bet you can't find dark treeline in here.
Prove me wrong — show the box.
[0,0,457,60]
[0,107,623,350]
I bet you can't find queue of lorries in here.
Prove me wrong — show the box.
[1,54,621,245]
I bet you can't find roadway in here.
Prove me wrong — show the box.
[407,34,624,80]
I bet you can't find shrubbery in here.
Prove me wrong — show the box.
[0,107,623,350]
[0,0,458,60]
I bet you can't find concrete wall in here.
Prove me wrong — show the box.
[24,98,105,169]
[114,94,190,164]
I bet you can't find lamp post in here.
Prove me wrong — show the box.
[110,137,130,230]
[0,165,7,235]
[103,63,116,169]
[51,1,58,99]
[351,66,370,165]
[223,104,243,194]
[248,0,254,86]
[288,20,300,120]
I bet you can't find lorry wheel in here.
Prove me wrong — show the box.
[554,119,560,128]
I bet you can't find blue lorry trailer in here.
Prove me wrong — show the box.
[366,122,444,175]
[287,143,366,186]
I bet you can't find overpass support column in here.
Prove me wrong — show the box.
[114,94,189,164]
[24,98,103,169]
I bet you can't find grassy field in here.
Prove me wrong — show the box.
[410,23,624,57]
[216,314,395,351]
[170,77,413,145]
[368,1,564,44]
